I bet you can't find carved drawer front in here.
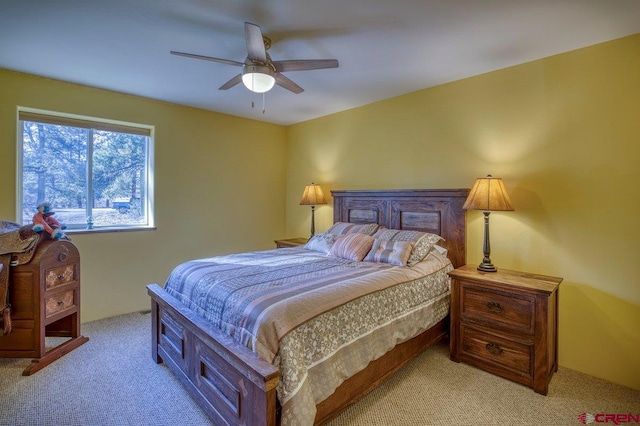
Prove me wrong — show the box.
[159,310,185,360]
[461,286,534,334]
[461,325,532,376]
[45,290,76,318]
[46,265,76,289]
[193,339,243,422]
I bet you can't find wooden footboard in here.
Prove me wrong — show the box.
[148,283,446,426]
[147,283,279,426]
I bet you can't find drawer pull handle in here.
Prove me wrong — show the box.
[486,342,503,355]
[486,302,503,314]
[55,246,69,262]
[57,275,64,281]
[57,300,64,306]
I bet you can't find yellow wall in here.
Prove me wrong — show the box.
[0,69,287,322]
[286,34,640,390]
[1,33,639,392]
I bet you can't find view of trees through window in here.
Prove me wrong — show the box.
[19,112,153,230]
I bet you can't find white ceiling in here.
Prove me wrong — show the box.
[1,0,639,126]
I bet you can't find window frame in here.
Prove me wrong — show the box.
[16,107,155,233]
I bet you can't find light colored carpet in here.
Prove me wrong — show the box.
[1,312,638,426]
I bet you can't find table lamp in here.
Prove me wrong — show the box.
[299,183,327,238]
[463,175,514,272]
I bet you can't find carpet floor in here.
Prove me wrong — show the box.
[1,312,638,425]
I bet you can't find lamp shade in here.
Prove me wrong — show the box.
[463,175,514,212]
[242,64,276,93]
[299,183,327,206]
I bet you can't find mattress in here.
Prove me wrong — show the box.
[164,246,452,425]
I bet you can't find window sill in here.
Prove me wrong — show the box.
[66,226,157,235]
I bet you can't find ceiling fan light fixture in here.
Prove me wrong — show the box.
[242,64,275,93]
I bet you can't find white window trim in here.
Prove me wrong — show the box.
[16,107,156,232]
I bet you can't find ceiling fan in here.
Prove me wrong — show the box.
[170,22,339,94]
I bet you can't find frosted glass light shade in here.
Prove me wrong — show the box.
[242,64,275,93]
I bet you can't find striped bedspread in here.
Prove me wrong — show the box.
[164,246,453,425]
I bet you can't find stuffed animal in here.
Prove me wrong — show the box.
[32,202,67,239]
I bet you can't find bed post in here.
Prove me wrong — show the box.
[150,296,162,364]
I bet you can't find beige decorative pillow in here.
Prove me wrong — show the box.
[372,228,444,267]
[326,222,379,236]
[328,233,375,262]
[407,233,444,266]
[364,239,414,267]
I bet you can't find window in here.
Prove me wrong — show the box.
[17,109,154,231]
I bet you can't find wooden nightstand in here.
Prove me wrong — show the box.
[449,265,562,395]
[274,237,308,248]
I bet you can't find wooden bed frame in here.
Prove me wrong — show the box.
[147,188,468,426]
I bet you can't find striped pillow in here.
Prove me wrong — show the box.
[372,228,444,267]
[364,239,414,267]
[328,233,375,261]
[326,222,379,236]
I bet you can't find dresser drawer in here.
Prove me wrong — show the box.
[45,265,76,289]
[45,290,76,318]
[461,285,534,334]
[461,325,532,377]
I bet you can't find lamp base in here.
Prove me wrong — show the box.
[309,205,316,238]
[478,211,497,272]
[477,262,497,273]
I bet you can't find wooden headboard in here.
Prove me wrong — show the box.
[331,189,468,268]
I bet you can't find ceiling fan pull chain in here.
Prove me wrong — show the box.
[251,73,256,109]
[262,92,266,114]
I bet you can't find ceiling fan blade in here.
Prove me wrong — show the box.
[219,74,243,90]
[274,73,304,94]
[244,22,267,63]
[170,51,244,67]
[272,59,339,73]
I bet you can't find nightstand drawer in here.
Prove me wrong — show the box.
[45,265,76,289]
[45,290,76,318]
[461,325,532,376]
[461,285,534,334]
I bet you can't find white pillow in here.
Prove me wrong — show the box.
[303,233,340,254]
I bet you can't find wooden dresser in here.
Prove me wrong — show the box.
[0,238,88,375]
[449,265,562,395]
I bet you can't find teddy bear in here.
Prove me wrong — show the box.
[32,202,67,239]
